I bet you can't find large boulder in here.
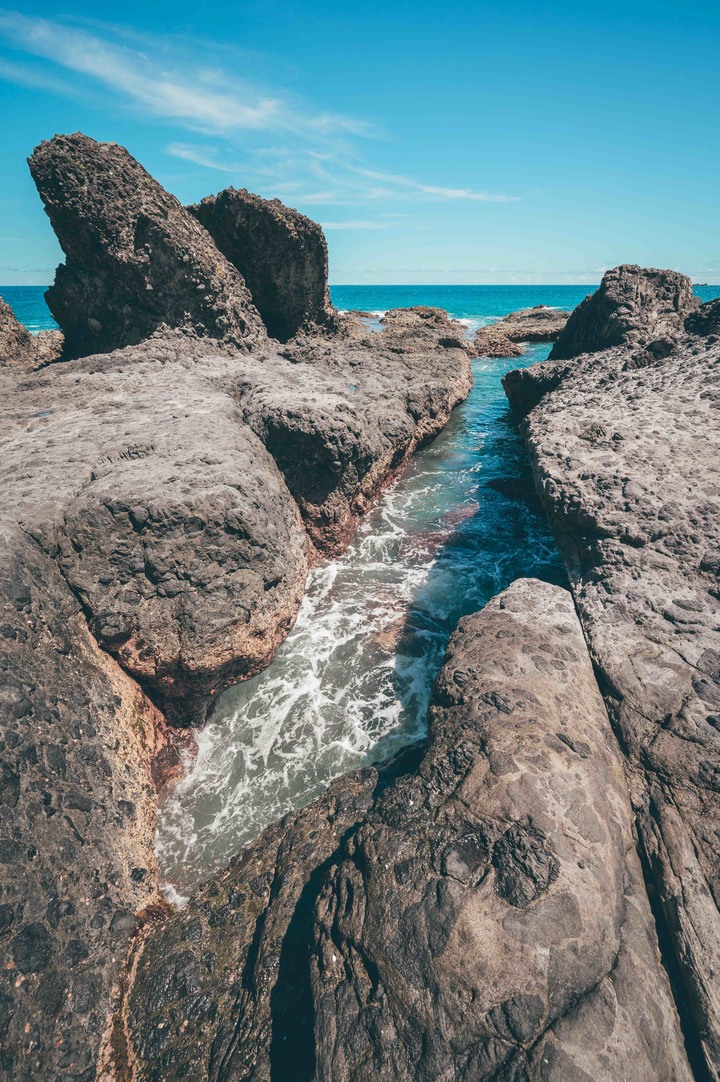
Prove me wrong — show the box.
[122,580,691,1080]
[189,187,335,342]
[28,134,267,358]
[549,264,698,360]
[686,296,720,337]
[0,293,61,367]
[509,309,720,1077]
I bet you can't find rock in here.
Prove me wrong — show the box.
[311,580,690,1081]
[508,301,720,1077]
[549,264,698,360]
[0,293,62,367]
[474,305,570,358]
[686,296,720,337]
[124,769,377,1081]
[28,134,267,358]
[229,317,472,553]
[0,335,309,726]
[189,188,335,342]
[122,580,691,1080]
[0,523,169,1081]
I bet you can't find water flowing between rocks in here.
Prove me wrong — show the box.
[156,343,566,901]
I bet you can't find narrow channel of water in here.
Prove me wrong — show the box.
[156,342,566,902]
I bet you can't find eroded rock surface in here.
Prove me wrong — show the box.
[0,524,168,1081]
[311,580,689,1081]
[0,293,62,367]
[549,264,698,360]
[123,579,690,1081]
[507,292,720,1076]
[29,134,267,358]
[473,305,570,359]
[190,188,335,342]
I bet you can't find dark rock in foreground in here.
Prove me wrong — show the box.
[123,580,690,1080]
[29,134,267,358]
[190,188,335,342]
[474,305,570,358]
[686,295,720,337]
[506,288,720,1077]
[0,293,62,367]
[549,264,698,360]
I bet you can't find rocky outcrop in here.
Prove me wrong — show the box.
[29,134,267,358]
[0,524,169,1082]
[0,293,62,367]
[549,264,698,360]
[506,286,720,1076]
[686,296,720,337]
[123,579,691,1080]
[474,305,570,358]
[190,188,335,342]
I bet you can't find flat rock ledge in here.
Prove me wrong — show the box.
[473,305,571,359]
[504,271,720,1078]
[121,579,690,1081]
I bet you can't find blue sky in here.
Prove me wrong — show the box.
[1,1,719,284]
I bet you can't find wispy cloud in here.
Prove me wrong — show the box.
[0,10,519,214]
[0,11,369,137]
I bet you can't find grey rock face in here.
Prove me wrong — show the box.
[549,264,698,360]
[686,296,720,337]
[507,303,720,1076]
[311,579,690,1081]
[0,524,168,1082]
[0,336,309,726]
[190,188,335,342]
[122,580,690,1080]
[0,293,62,367]
[29,134,267,358]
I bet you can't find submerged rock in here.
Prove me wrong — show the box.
[474,305,570,358]
[506,278,720,1077]
[190,188,335,341]
[549,264,698,360]
[123,579,691,1080]
[0,293,62,366]
[29,134,267,358]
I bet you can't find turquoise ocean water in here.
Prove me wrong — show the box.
[7,282,719,899]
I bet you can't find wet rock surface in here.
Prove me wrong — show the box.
[29,134,267,358]
[0,293,62,367]
[124,580,691,1080]
[190,188,335,342]
[474,305,570,358]
[549,264,698,360]
[506,280,720,1076]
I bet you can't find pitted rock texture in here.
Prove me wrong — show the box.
[311,579,689,1081]
[124,769,377,1081]
[0,336,309,726]
[190,188,335,342]
[0,293,62,367]
[473,305,570,359]
[123,579,690,1081]
[29,134,267,358]
[686,296,720,337]
[508,308,720,1076]
[549,264,698,360]
[0,524,168,1082]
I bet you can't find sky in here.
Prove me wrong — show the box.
[0,0,719,285]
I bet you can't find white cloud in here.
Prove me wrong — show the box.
[0,11,368,137]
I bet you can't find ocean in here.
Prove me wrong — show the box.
[6,283,720,338]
